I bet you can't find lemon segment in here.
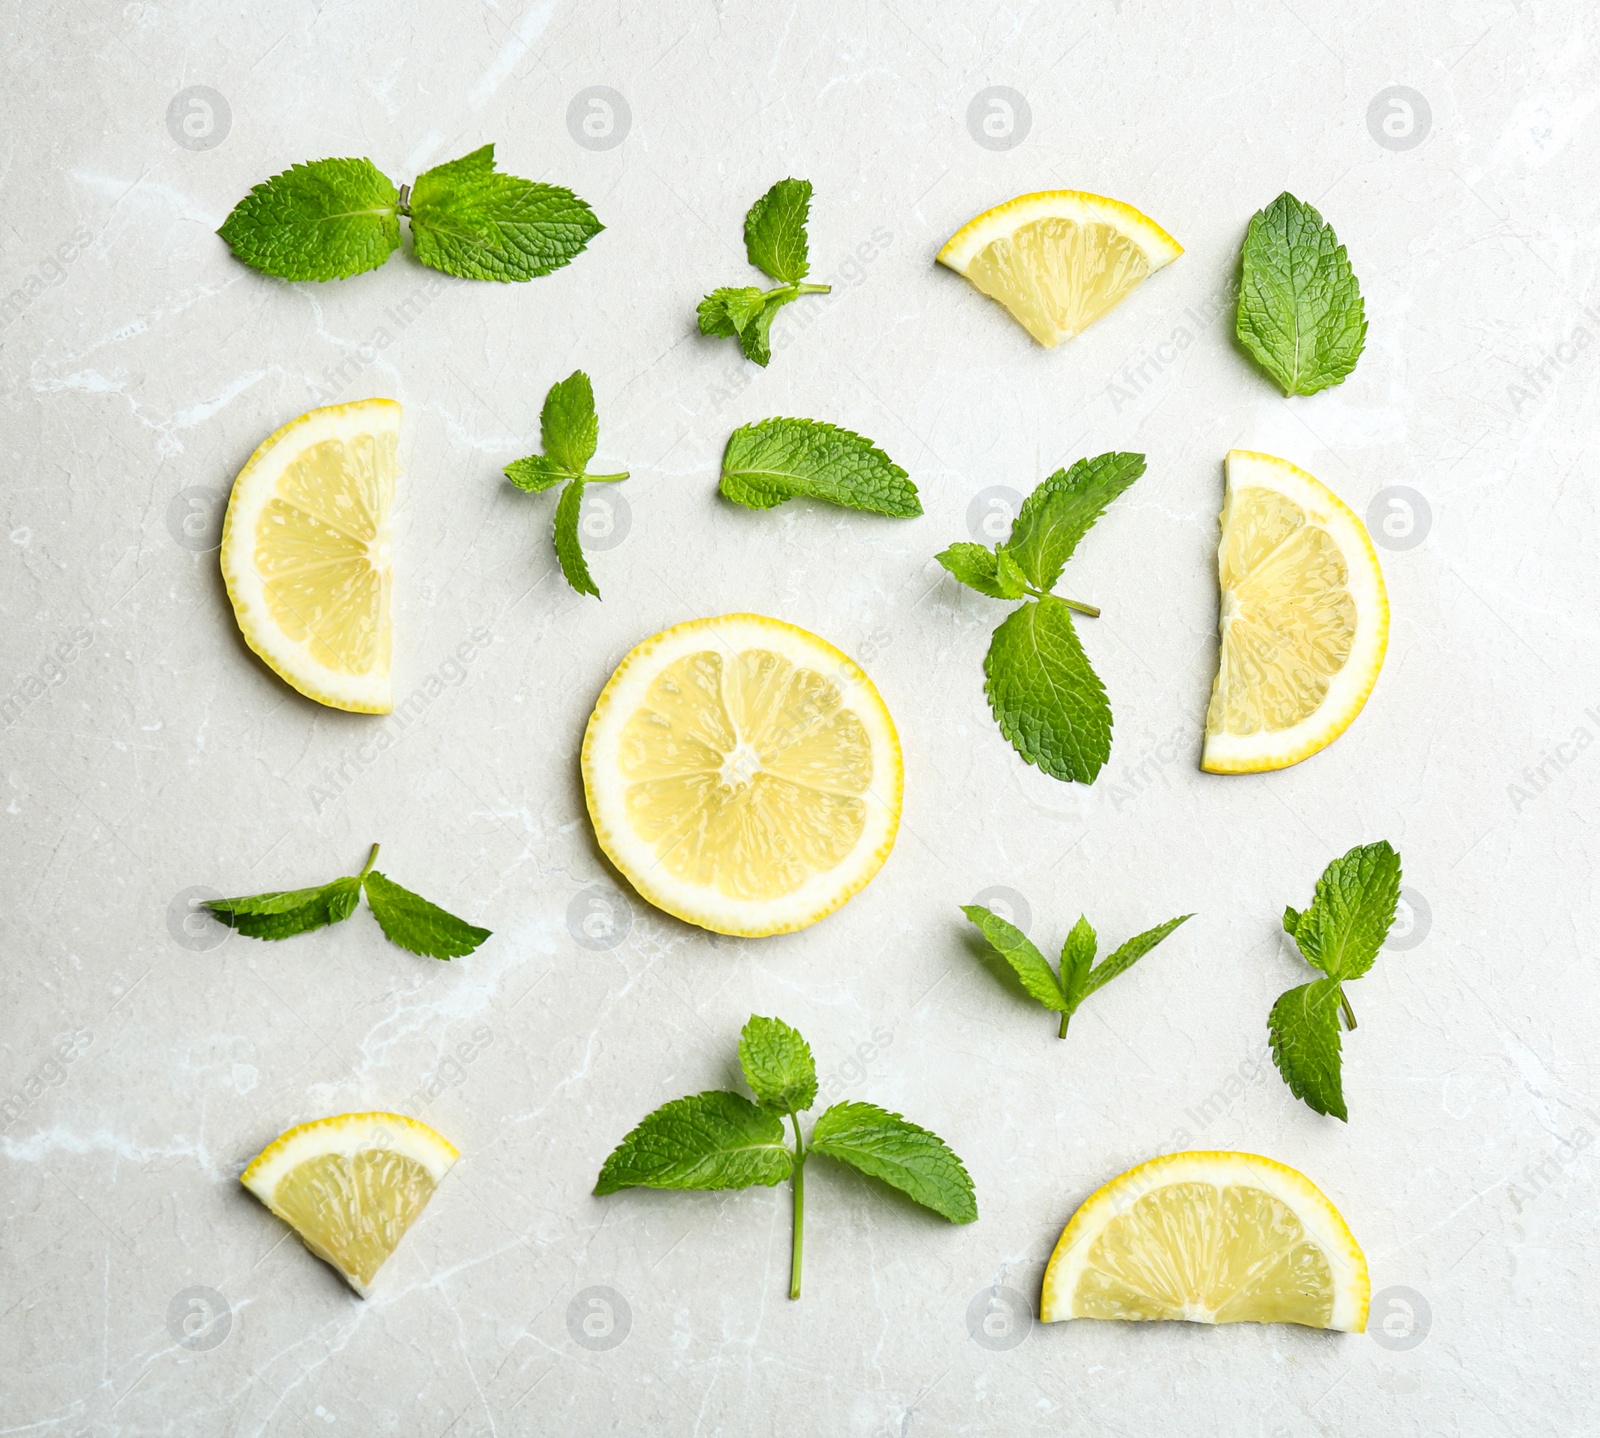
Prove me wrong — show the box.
[220,399,399,713]
[241,1112,457,1295]
[937,190,1182,347]
[1041,1151,1369,1331]
[1202,450,1388,773]
[582,614,903,937]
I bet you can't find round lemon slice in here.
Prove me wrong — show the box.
[581,614,903,937]
[241,1112,457,1295]
[1202,450,1388,773]
[937,190,1182,347]
[1041,1151,1369,1331]
[220,399,399,713]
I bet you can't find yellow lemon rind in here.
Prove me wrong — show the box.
[219,398,399,715]
[1039,1150,1370,1332]
[240,1111,459,1198]
[936,189,1183,274]
[1201,449,1389,774]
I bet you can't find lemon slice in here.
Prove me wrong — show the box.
[937,190,1182,347]
[1041,1151,1369,1330]
[220,399,399,713]
[581,614,903,937]
[1203,450,1388,773]
[241,1112,457,1295]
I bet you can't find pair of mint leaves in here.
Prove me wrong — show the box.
[204,844,490,961]
[698,178,831,366]
[596,1015,975,1299]
[217,145,600,283]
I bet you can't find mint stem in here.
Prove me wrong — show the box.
[788,1112,806,1300]
[1340,990,1357,1031]
[358,843,380,880]
[1026,586,1100,617]
[396,184,411,217]
[586,472,630,483]
[792,282,831,295]
[1058,1010,1070,1040]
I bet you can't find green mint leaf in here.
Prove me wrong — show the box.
[994,546,1030,599]
[362,870,491,960]
[503,455,570,493]
[720,418,921,517]
[594,1091,793,1194]
[206,875,361,940]
[1284,841,1401,982]
[1004,452,1146,591]
[744,178,813,284]
[1268,979,1347,1121]
[1058,915,1097,1007]
[735,290,798,367]
[960,905,1065,1012]
[552,478,599,598]
[1080,913,1192,999]
[409,143,602,282]
[1236,191,1367,396]
[810,1101,977,1224]
[935,542,1007,599]
[698,286,767,337]
[540,370,598,474]
[218,158,400,281]
[738,1016,818,1113]
[983,597,1111,784]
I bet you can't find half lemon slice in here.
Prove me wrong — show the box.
[937,190,1182,347]
[1041,1151,1369,1330]
[581,614,903,937]
[1203,450,1388,773]
[220,399,398,713]
[241,1112,457,1295]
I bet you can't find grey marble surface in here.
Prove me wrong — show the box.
[3,2,1595,1433]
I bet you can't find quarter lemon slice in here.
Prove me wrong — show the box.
[241,1112,457,1295]
[1041,1151,1369,1330]
[1203,450,1388,773]
[581,614,902,937]
[220,399,399,713]
[937,190,1182,347]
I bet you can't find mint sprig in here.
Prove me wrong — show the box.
[1268,840,1401,1120]
[720,417,921,517]
[205,844,490,960]
[963,905,1190,1039]
[595,1015,976,1299]
[218,145,601,283]
[937,452,1145,783]
[1236,192,1366,396]
[697,179,831,366]
[504,370,629,598]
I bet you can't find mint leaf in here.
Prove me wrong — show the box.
[408,144,602,282]
[362,870,490,960]
[540,370,598,474]
[739,1016,818,1114]
[1268,979,1347,1121]
[503,455,567,493]
[744,178,813,284]
[1057,915,1097,1006]
[697,286,768,337]
[218,158,400,281]
[1004,452,1146,591]
[206,875,362,940]
[936,543,1006,599]
[983,597,1111,784]
[1283,841,1400,981]
[1080,913,1191,998]
[720,418,920,517]
[552,478,598,598]
[735,290,798,367]
[594,1091,792,1193]
[961,905,1065,1011]
[1236,192,1366,396]
[810,1101,977,1224]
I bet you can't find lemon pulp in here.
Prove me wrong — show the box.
[270,1149,436,1289]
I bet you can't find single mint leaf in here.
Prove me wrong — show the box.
[409,144,602,282]
[362,870,490,960]
[552,479,598,598]
[736,289,798,367]
[936,542,1008,599]
[960,905,1065,1011]
[1284,841,1401,982]
[1058,915,1097,1007]
[983,597,1111,784]
[744,178,812,284]
[323,876,363,925]
[594,1090,792,1194]
[1081,913,1192,998]
[1236,192,1367,396]
[993,546,1030,599]
[1283,904,1303,940]
[720,418,921,517]
[504,454,569,492]
[719,470,789,510]
[541,370,598,474]
[738,1015,818,1114]
[205,876,359,941]
[217,157,400,281]
[1268,978,1347,1121]
[810,1101,977,1224]
[1004,452,1146,591]
[698,286,767,337]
